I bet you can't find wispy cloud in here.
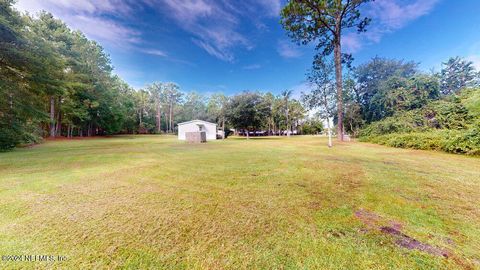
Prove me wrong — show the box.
[15,0,141,47]
[243,64,262,70]
[145,0,278,62]
[140,49,168,57]
[70,15,142,45]
[147,0,246,62]
[343,0,440,53]
[16,0,283,63]
[257,0,282,17]
[370,0,440,30]
[277,40,303,58]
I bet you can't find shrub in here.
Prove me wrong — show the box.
[361,127,480,156]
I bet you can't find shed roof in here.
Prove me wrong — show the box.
[177,120,217,126]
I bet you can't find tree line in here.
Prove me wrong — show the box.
[1,1,137,149]
[1,0,322,150]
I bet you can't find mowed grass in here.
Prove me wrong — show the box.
[0,135,479,269]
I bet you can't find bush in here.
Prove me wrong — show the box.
[0,120,43,151]
[0,125,20,151]
[360,126,480,155]
[359,89,480,155]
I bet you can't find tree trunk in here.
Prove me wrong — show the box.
[56,98,61,137]
[163,111,167,133]
[222,118,225,140]
[168,102,172,133]
[246,129,249,140]
[49,96,55,138]
[171,104,174,133]
[286,101,290,137]
[156,104,161,133]
[334,33,344,141]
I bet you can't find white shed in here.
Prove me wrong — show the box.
[177,120,217,141]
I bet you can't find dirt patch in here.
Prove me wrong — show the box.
[355,209,381,228]
[355,209,449,259]
[380,226,449,258]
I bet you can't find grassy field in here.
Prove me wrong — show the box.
[0,135,479,269]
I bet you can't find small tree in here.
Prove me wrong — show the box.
[281,0,372,141]
[304,60,336,147]
[440,57,478,95]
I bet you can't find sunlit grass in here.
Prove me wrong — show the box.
[0,135,479,269]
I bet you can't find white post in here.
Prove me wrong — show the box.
[327,117,332,148]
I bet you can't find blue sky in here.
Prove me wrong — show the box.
[16,0,480,95]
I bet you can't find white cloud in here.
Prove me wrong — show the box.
[15,0,141,47]
[277,40,303,58]
[15,0,282,62]
[16,0,134,16]
[243,64,262,70]
[70,15,142,45]
[257,0,282,17]
[145,0,280,62]
[140,49,168,57]
[370,0,440,30]
[343,0,440,53]
[147,0,249,62]
[192,39,235,62]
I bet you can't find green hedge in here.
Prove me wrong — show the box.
[360,125,480,155]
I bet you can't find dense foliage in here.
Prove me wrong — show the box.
[359,89,480,155]
[1,1,138,150]
[301,52,480,155]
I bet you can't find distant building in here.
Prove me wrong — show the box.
[177,120,217,141]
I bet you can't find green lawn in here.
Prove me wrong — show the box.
[0,135,479,269]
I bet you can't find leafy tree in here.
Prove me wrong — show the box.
[226,92,270,139]
[135,89,151,133]
[0,0,39,149]
[369,75,440,120]
[281,0,372,141]
[287,99,306,133]
[207,93,229,139]
[146,82,165,133]
[164,83,182,133]
[302,118,324,134]
[440,57,478,95]
[180,91,208,122]
[355,57,418,122]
